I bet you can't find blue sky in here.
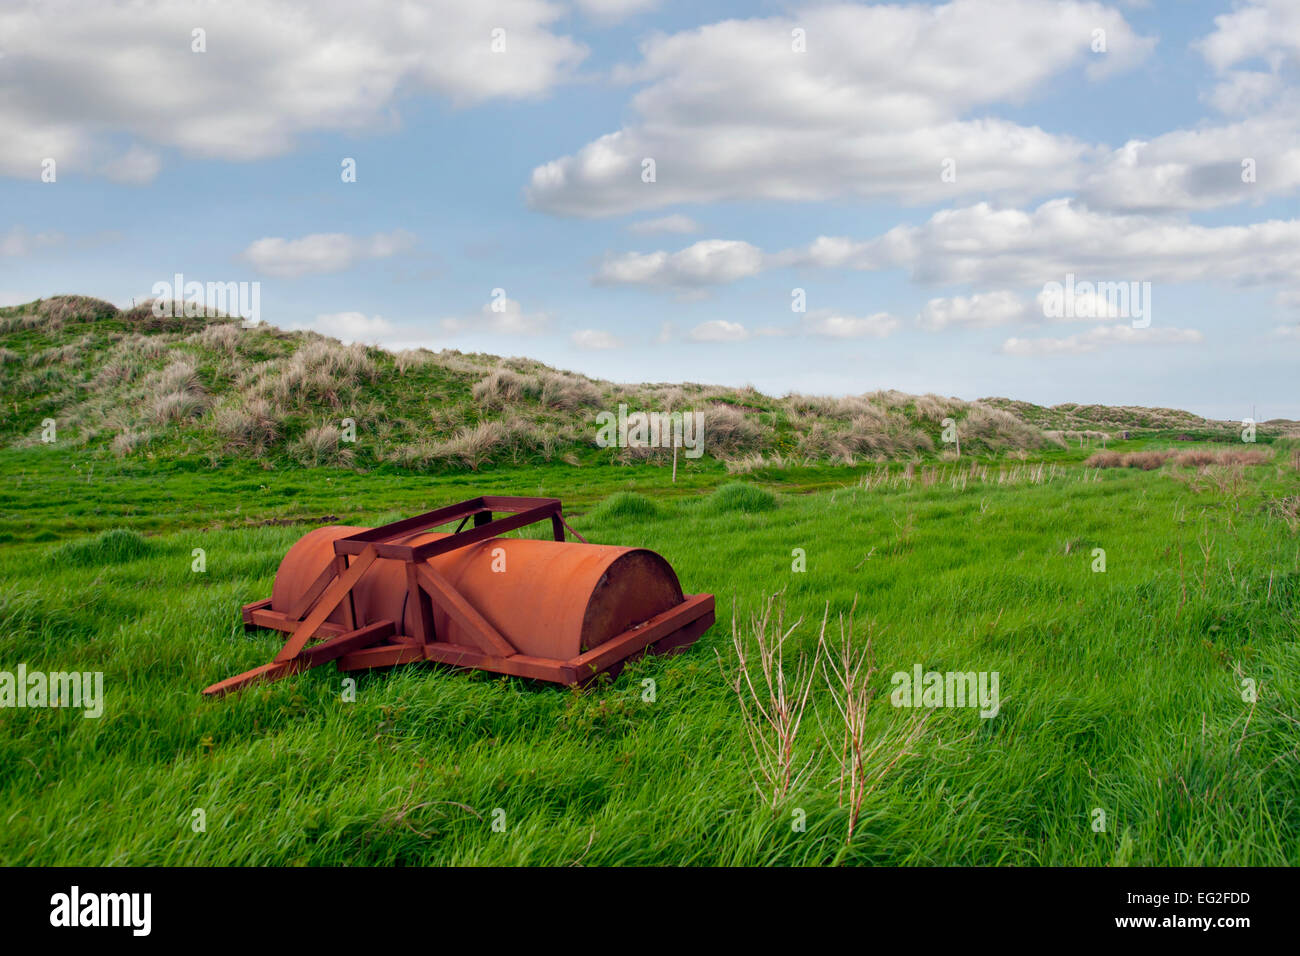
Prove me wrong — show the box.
[1,0,1297,419]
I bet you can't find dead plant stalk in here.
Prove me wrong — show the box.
[725,597,817,810]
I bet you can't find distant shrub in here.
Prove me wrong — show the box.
[1087,448,1268,470]
[912,393,969,423]
[52,529,150,568]
[151,390,206,424]
[37,295,118,328]
[214,398,280,451]
[538,373,603,411]
[265,340,378,409]
[154,359,202,396]
[426,418,539,470]
[702,404,767,455]
[785,393,872,420]
[590,492,661,522]
[190,322,243,353]
[960,403,1050,452]
[111,430,152,457]
[473,369,541,408]
[710,482,776,513]
[1174,449,1217,468]
[122,299,211,333]
[1085,450,1123,468]
[290,424,354,467]
[394,349,434,374]
[1216,449,1268,466]
[1128,451,1175,470]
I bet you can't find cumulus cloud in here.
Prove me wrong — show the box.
[917,291,1029,330]
[441,297,551,336]
[527,0,1152,217]
[1203,70,1282,115]
[781,199,1300,288]
[243,230,416,277]
[570,328,620,349]
[687,319,749,343]
[1196,0,1300,74]
[594,239,763,287]
[0,0,585,180]
[297,312,394,343]
[1000,325,1204,357]
[1078,107,1300,211]
[802,311,900,339]
[597,200,1300,312]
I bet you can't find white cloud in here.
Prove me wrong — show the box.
[1078,106,1300,211]
[441,297,551,336]
[1196,0,1300,74]
[802,311,900,339]
[298,312,394,344]
[527,0,1152,217]
[243,230,415,277]
[627,214,698,235]
[0,0,585,180]
[602,201,1300,307]
[100,145,163,185]
[917,291,1028,330]
[0,226,63,257]
[687,319,749,343]
[1274,324,1300,339]
[1000,325,1204,357]
[570,328,619,349]
[1203,70,1282,115]
[781,199,1300,288]
[594,239,763,287]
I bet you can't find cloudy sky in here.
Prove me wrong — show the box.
[2,0,1297,418]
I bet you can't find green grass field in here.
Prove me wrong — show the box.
[2,444,1297,865]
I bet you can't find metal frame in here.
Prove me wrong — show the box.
[203,496,715,696]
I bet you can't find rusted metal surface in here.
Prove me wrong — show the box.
[203,496,714,696]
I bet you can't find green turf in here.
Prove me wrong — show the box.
[1,446,1296,865]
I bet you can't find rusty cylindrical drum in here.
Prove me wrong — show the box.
[270,526,685,660]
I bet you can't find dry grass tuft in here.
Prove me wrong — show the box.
[290,424,355,467]
[1087,447,1270,470]
[214,399,280,452]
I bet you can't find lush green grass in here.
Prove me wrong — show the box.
[1,445,1297,865]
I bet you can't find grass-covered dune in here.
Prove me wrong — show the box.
[4,294,1293,474]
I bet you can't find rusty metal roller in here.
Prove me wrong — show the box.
[205,496,715,696]
[271,525,685,660]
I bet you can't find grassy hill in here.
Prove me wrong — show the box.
[4,295,1289,474]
